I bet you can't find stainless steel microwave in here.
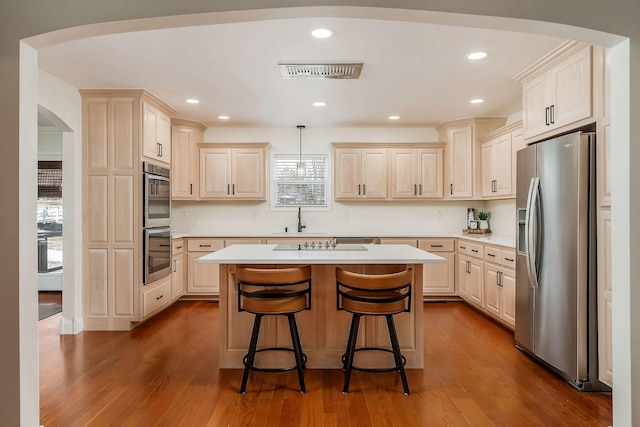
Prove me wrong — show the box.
[143,162,171,228]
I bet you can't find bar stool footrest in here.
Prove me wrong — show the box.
[341,347,406,373]
[243,347,307,373]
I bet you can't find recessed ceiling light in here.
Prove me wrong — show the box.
[467,52,487,60]
[186,98,199,104]
[312,28,332,39]
[218,115,230,120]
[388,115,400,120]
[470,99,484,104]
[313,101,326,107]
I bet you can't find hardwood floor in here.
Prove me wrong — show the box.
[39,301,612,426]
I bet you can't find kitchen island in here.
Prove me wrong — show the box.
[198,243,445,369]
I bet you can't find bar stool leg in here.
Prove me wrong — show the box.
[287,314,307,393]
[386,314,410,395]
[342,314,361,394]
[240,314,263,394]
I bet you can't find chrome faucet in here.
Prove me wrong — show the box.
[297,207,306,233]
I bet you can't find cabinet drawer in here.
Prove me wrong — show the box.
[172,239,184,255]
[419,239,454,252]
[501,250,516,269]
[143,279,171,317]
[457,240,470,255]
[468,243,484,259]
[484,245,501,263]
[188,238,225,252]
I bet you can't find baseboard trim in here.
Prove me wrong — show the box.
[59,316,83,335]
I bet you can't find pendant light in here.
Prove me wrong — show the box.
[296,125,306,178]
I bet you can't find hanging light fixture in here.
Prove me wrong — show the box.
[296,125,306,177]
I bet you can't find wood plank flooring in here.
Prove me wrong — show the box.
[39,301,612,426]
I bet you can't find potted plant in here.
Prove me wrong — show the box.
[477,210,490,230]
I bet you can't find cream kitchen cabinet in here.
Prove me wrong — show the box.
[483,245,516,329]
[142,275,172,318]
[436,117,506,199]
[458,254,483,309]
[198,144,268,200]
[479,120,523,199]
[142,101,172,165]
[517,42,592,140]
[333,146,388,200]
[418,239,455,295]
[81,90,175,331]
[187,238,225,295]
[597,209,613,387]
[171,119,206,200]
[171,239,185,300]
[390,147,444,199]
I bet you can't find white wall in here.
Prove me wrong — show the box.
[173,126,507,237]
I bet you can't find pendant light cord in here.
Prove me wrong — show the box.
[297,125,305,163]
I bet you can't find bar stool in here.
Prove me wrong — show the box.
[336,267,413,395]
[236,265,312,394]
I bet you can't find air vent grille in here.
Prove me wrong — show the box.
[278,63,363,79]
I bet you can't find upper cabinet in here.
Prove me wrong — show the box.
[436,117,506,200]
[142,101,172,165]
[516,42,592,141]
[478,120,523,199]
[198,143,269,200]
[171,118,206,200]
[334,146,388,200]
[390,146,444,199]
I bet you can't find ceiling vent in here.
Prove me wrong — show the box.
[278,63,363,79]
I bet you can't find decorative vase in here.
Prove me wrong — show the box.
[479,220,489,230]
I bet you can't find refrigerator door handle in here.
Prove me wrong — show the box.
[527,177,541,290]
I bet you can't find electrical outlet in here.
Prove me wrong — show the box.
[182,210,189,219]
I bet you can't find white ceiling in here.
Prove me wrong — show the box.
[37,17,565,128]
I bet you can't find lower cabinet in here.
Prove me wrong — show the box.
[171,239,185,300]
[483,262,516,328]
[457,254,484,308]
[418,239,455,295]
[187,238,225,295]
[142,275,172,318]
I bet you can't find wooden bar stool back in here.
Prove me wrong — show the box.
[336,267,413,394]
[236,265,312,394]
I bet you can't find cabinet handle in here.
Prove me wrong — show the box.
[497,271,503,287]
[471,249,479,253]
[545,107,550,126]
[487,253,496,257]
[156,294,164,301]
[173,260,177,272]
[419,184,422,195]
[199,244,212,248]
[550,104,555,124]
[450,183,453,195]
[190,183,192,195]
[362,184,366,196]
[414,184,417,196]
[430,244,443,248]
[232,184,235,195]
[460,246,466,250]
[358,184,361,195]
[159,244,170,247]
[466,260,470,274]
[505,257,514,262]
[176,245,183,249]
[227,184,230,195]
[493,180,497,193]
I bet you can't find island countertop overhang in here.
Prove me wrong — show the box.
[197,243,446,265]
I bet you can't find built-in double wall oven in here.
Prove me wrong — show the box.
[143,162,171,285]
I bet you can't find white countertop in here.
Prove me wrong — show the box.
[197,244,446,264]
[173,232,515,249]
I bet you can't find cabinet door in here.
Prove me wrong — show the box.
[171,254,185,300]
[187,252,219,294]
[423,252,455,295]
[157,113,171,164]
[484,264,501,319]
[457,256,470,299]
[361,148,388,199]
[501,269,516,328]
[390,149,417,199]
[231,148,265,199]
[142,103,170,164]
[171,126,194,199]
[467,259,484,308]
[552,46,592,129]
[199,148,231,198]
[334,148,362,200]
[522,71,553,139]
[494,133,512,195]
[447,125,473,198]
[511,128,525,196]
[417,148,443,198]
[597,209,613,386]
[480,141,495,197]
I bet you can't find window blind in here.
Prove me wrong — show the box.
[273,155,327,206]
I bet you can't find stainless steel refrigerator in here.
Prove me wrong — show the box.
[515,130,609,391]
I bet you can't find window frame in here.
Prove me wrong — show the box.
[271,153,331,211]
